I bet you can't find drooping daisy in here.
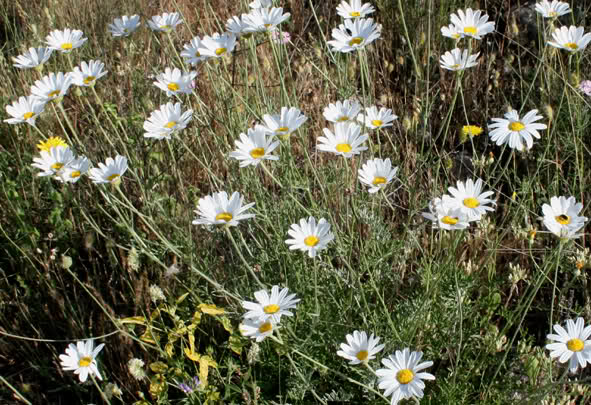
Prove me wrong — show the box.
[358,158,399,193]
[70,60,108,87]
[147,12,182,33]
[447,8,495,40]
[337,331,385,365]
[323,99,362,123]
[45,28,87,53]
[12,47,53,69]
[242,285,300,323]
[357,106,398,129]
[441,24,463,40]
[180,36,211,65]
[226,15,257,38]
[535,1,571,18]
[242,7,291,33]
[488,109,547,151]
[229,127,279,167]
[31,146,75,177]
[422,197,471,230]
[317,122,369,158]
[153,67,197,97]
[546,317,591,373]
[548,26,591,53]
[143,102,193,140]
[260,107,308,139]
[108,15,141,37]
[192,191,255,227]
[542,196,587,239]
[88,155,128,185]
[285,217,334,258]
[337,0,376,19]
[4,96,45,126]
[249,0,272,8]
[37,137,67,152]
[197,33,237,58]
[327,17,381,53]
[59,156,90,184]
[376,348,435,405]
[59,339,105,383]
[442,178,496,221]
[30,72,72,103]
[440,48,479,71]
[240,318,276,342]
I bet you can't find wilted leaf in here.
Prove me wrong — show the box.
[149,361,168,373]
[199,303,225,315]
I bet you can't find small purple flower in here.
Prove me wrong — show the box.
[580,80,591,96]
[178,376,201,394]
[271,31,291,44]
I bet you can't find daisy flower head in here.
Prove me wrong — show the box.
[181,36,210,65]
[441,24,463,40]
[261,107,308,140]
[30,72,72,103]
[242,7,291,33]
[70,60,108,87]
[337,331,385,365]
[447,8,495,40]
[357,106,398,129]
[192,191,255,227]
[240,318,276,342]
[285,217,334,258]
[108,15,141,37]
[323,99,362,123]
[546,317,591,373]
[358,158,399,193]
[488,109,547,151]
[376,348,435,405]
[4,96,45,126]
[153,67,197,97]
[59,339,105,383]
[535,1,571,18]
[548,26,591,53]
[542,196,587,239]
[12,47,53,69]
[31,146,75,177]
[198,33,237,59]
[249,0,272,8]
[442,178,496,221]
[37,137,67,152]
[317,122,369,158]
[229,126,279,167]
[440,48,479,71]
[143,102,193,140]
[328,17,381,53]
[226,15,256,38]
[337,0,376,19]
[88,155,128,185]
[147,12,182,33]
[242,285,300,323]
[422,197,470,230]
[59,155,90,184]
[46,28,87,53]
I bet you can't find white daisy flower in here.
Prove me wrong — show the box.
[192,191,255,227]
[4,96,45,126]
[242,285,300,323]
[548,26,591,53]
[542,196,587,239]
[147,12,182,33]
[285,217,334,258]
[70,60,108,87]
[337,331,385,365]
[108,15,141,37]
[488,109,547,151]
[197,33,237,58]
[317,122,369,158]
[240,318,276,342]
[546,317,591,373]
[447,8,495,40]
[59,156,90,184]
[243,7,291,33]
[260,106,308,139]
[249,0,272,8]
[12,47,53,69]
[153,67,197,97]
[31,146,75,177]
[226,15,257,37]
[143,102,193,140]
[327,17,381,53]
[535,1,571,18]
[30,72,73,103]
[376,348,435,405]
[180,36,211,65]
[337,0,376,19]
[59,339,105,383]
[357,106,398,129]
[45,28,87,53]
[323,99,362,123]
[422,197,471,230]
[441,24,463,40]
[229,127,279,167]
[442,178,496,221]
[358,158,399,193]
[88,155,128,185]
[440,48,479,71]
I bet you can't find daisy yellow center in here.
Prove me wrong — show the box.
[264,24,272,28]
[258,322,273,333]
[336,143,352,153]
[565,42,579,50]
[462,125,483,137]
[263,304,280,314]
[83,75,96,85]
[555,214,571,225]
[442,216,459,225]
[107,174,120,182]
[463,26,477,36]
[451,64,461,69]
[70,170,81,178]
[452,33,460,39]
[61,42,73,50]
[463,197,480,208]
[567,338,584,352]
[304,235,319,247]
[23,112,34,120]
[161,25,171,30]
[215,47,227,56]
[250,147,265,159]
[549,11,557,17]
[356,350,369,361]
[276,126,289,133]
[48,90,61,98]
[167,83,180,92]
[215,212,233,222]
[371,119,383,127]
[509,121,525,131]
[348,37,363,46]
[350,11,361,17]
[51,162,64,170]
[372,176,386,185]
[336,116,349,122]
[164,121,177,129]
[78,356,92,367]
[396,369,414,385]
[123,28,129,33]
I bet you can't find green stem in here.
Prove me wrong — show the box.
[224,227,265,288]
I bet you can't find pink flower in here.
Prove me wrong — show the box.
[271,31,291,44]
[580,80,591,96]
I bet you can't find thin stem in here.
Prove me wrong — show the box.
[224,227,265,288]
[259,161,283,188]
[396,0,421,79]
